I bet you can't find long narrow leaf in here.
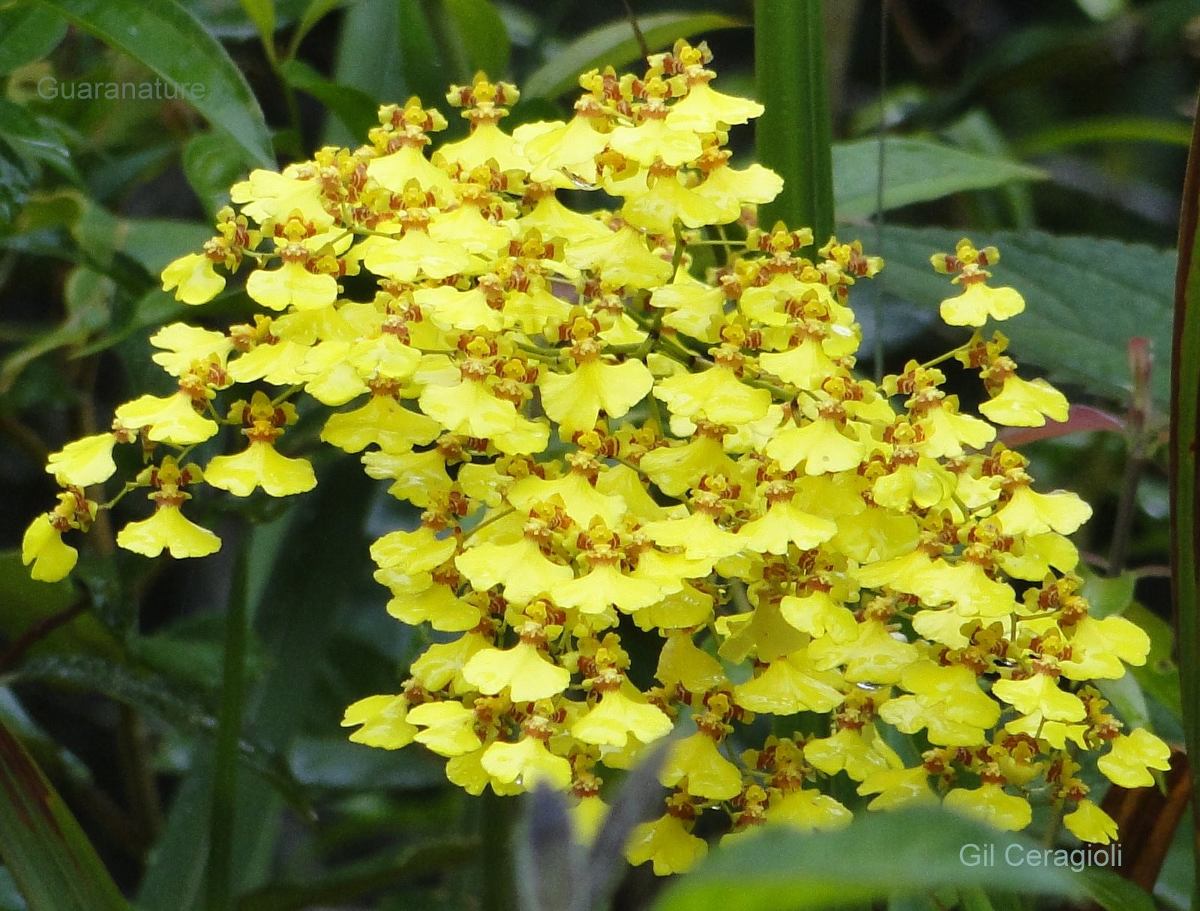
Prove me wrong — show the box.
[0,719,128,911]
[522,12,744,100]
[1170,91,1200,911]
[755,0,834,243]
[833,138,1045,219]
[34,0,274,167]
[651,805,1082,911]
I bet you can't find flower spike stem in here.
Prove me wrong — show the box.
[1170,90,1200,911]
[754,0,836,247]
[207,550,251,911]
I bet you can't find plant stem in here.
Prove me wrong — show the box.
[1107,442,1146,577]
[621,0,650,60]
[207,549,250,911]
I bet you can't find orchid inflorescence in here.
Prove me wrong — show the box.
[23,40,1167,875]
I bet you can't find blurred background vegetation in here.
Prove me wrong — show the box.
[0,0,1197,908]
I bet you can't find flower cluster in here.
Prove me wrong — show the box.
[23,40,1167,875]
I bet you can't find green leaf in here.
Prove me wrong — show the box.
[183,131,247,217]
[290,0,350,55]
[12,653,311,818]
[1079,566,1136,619]
[0,552,119,664]
[277,58,378,139]
[0,719,128,911]
[877,226,1174,407]
[0,101,78,183]
[0,5,67,76]
[523,11,745,100]
[651,806,1083,911]
[1079,867,1156,911]
[326,0,413,145]
[833,138,1045,220]
[1015,116,1193,156]
[0,138,34,225]
[755,1,833,244]
[1124,602,1182,723]
[442,0,510,78]
[1097,672,1150,730]
[287,736,445,790]
[238,0,276,50]
[33,0,274,167]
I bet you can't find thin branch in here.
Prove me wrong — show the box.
[621,0,650,61]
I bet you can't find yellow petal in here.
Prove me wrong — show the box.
[1098,729,1171,787]
[150,323,232,375]
[626,814,707,876]
[341,694,417,749]
[1063,800,1119,844]
[45,433,118,487]
[734,653,845,715]
[205,441,316,497]
[321,396,441,453]
[555,563,666,614]
[481,737,571,790]
[116,393,219,445]
[21,515,78,582]
[117,506,221,558]
[371,526,457,572]
[246,261,338,311]
[940,283,1025,327]
[991,674,1085,723]
[572,689,673,747]
[456,537,573,604]
[993,485,1091,536]
[419,379,520,439]
[407,702,483,756]
[659,732,742,800]
[857,766,935,810]
[462,641,571,702]
[540,359,653,434]
[161,252,225,305]
[767,788,852,832]
[979,375,1069,427]
[231,168,332,227]
[737,499,837,555]
[655,633,725,693]
[765,419,866,475]
[654,365,771,425]
[944,783,1032,831]
[666,82,764,132]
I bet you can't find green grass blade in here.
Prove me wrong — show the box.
[0,719,128,911]
[1170,91,1200,911]
[755,0,834,244]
